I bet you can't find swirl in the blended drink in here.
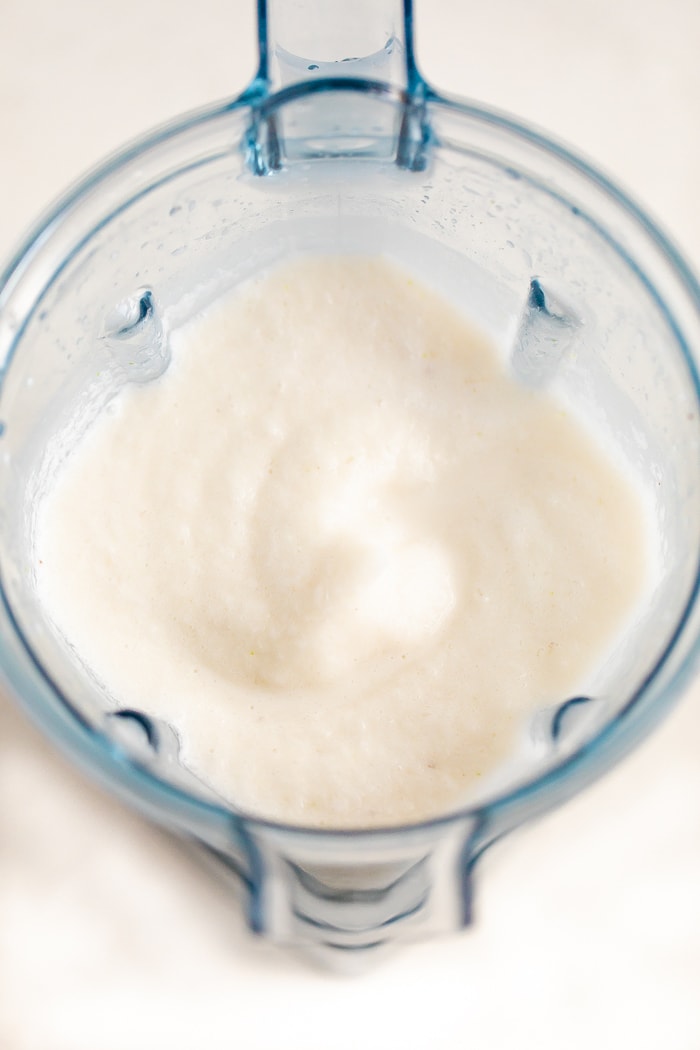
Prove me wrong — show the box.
[35,255,652,827]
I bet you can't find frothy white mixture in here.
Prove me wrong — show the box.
[36,255,650,827]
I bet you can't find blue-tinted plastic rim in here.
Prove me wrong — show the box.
[2,74,700,844]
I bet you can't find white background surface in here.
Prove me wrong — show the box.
[1,1,700,1047]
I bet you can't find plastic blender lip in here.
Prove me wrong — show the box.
[2,75,700,842]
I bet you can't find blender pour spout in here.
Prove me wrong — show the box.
[244,0,430,174]
[253,0,422,97]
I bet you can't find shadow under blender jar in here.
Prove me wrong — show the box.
[1,0,700,966]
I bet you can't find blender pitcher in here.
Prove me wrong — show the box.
[1,0,700,969]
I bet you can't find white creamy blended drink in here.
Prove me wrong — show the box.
[35,255,652,827]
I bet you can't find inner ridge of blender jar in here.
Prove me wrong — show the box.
[102,288,170,383]
[510,277,583,387]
